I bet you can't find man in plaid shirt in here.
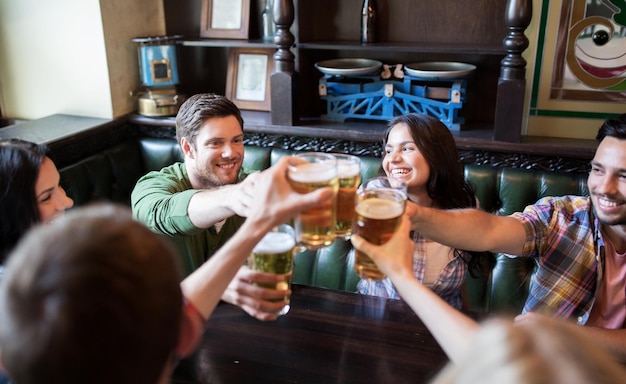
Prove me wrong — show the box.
[352,114,626,364]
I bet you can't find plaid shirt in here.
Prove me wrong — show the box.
[512,195,603,324]
[357,233,468,309]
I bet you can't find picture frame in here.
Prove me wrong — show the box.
[527,0,625,136]
[549,0,626,103]
[200,0,250,39]
[226,47,275,111]
[530,0,626,119]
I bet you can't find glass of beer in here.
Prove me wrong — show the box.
[353,177,407,280]
[334,154,361,240]
[248,224,297,316]
[287,152,339,249]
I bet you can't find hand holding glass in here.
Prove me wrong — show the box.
[287,153,339,249]
[248,224,296,316]
[353,177,407,280]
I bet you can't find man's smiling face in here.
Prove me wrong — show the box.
[588,136,626,226]
[184,115,244,189]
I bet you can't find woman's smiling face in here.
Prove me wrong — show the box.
[382,123,430,197]
[36,157,74,223]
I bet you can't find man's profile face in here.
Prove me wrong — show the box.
[185,115,244,189]
[588,136,626,226]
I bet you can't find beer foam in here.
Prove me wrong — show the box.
[253,231,296,254]
[288,162,337,183]
[337,159,360,178]
[356,197,404,219]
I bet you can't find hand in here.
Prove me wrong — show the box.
[404,200,419,228]
[514,312,582,335]
[228,172,260,217]
[221,265,293,321]
[350,212,415,279]
[241,157,335,230]
[514,311,554,325]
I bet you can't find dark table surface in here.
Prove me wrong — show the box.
[172,284,449,384]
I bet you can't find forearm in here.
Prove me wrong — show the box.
[180,218,273,319]
[414,206,526,255]
[187,186,240,228]
[390,272,479,363]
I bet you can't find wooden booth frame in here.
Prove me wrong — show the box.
[226,48,275,111]
[200,0,250,39]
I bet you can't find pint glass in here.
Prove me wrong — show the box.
[248,224,296,316]
[287,153,339,249]
[334,154,361,239]
[353,177,407,280]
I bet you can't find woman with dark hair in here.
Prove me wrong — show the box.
[358,113,492,309]
[0,139,74,267]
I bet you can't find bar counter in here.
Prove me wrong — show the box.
[172,284,449,384]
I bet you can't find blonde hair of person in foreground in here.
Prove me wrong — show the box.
[431,316,626,384]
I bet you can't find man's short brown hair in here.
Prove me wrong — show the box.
[0,203,183,384]
[175,93,244,150]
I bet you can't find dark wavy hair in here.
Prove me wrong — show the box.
[384,114,476,210]
[0,139,50,263]
[596,113,626,142]
[383,113,494,277]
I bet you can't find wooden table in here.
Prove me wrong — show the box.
[172,284,449,384]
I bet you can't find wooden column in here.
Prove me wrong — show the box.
[493,0,532,142]
[270,0,297,126]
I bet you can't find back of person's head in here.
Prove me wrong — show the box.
[175,92,244,148]
[0,139,49,263]
[383,113,475,210]
[596,113,626,142]
[0,203,183,384]
[431,317,626,384]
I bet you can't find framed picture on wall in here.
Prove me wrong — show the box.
[549,0,626,103]
[226,47,275,111]
[529,0,625,118]
[200,0,250,39]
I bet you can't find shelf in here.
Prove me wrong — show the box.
[161,0,543,156]
[128,112,597,160]
[178,40,505,56]
[180,38,278,49]
[297,41,506,56]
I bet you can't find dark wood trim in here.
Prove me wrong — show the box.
[130,112,594,173]
[493,0,532,142]
[0,113,594,174]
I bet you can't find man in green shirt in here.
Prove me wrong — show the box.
[132,93,285,321]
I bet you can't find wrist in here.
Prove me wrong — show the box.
[389,266,416,284]
[184,298,208,326]
[242,217,275,240]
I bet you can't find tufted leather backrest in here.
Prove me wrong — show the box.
[465,165,589,215]
[58,137,590,315]
[464,165,589,314]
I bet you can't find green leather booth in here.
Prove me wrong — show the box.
[58,137,589,315]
